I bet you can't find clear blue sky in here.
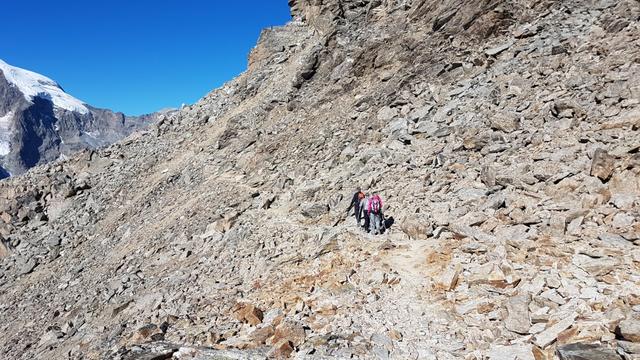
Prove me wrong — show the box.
[0,1,291,115]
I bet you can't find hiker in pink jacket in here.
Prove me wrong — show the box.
[367,194,384,235]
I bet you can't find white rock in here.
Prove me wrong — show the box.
[612,212,635,228]
[533,313,577,348]
[486,344,535,360]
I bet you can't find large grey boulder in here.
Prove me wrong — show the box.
[556,343,622,360]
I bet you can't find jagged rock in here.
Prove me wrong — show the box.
[611,193,637,210]
[591,149,616,181]
[534,313,577,348]
[612,212,635,228]
[599,233,634,247]
[270,320,306,347]
[549,215,567,236]
[0,236,10,258]
[467,263,516,289]
[377,107,398,122]
[618,341,640,355]
[436,264,461,291]
[450,224,496,242]
[617,320,640,343]
[301,203,329,218]
[37,327,64,348]
[269,339,294,359]
[0,212,11,224]
[386,118,413,143]
[130,324,166,344]
[44,235,61,247]
[17,257,37,275]
[233,303,264,326]
[491,114,519,133]
[572,254,618,277]
[556,343,622,360]
[399,215,432,239]
[372,345,390,360]
[513,25,538,38]
[505,293,531,335]
[485,42,513,56]
[481,165,497,187]
[487,344,535,360]
[174,345,267,359]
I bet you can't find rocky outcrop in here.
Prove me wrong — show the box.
[0,0,639,359]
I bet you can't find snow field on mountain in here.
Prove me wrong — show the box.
[0,59,88,114]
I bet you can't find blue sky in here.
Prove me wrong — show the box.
[0,1,291,115]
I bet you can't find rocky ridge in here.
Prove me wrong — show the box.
[0,0,639,359]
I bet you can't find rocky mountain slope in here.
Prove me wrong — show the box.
[0,0,639,359]
[0,59,158,178]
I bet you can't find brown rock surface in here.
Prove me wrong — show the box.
[233,303,264,326]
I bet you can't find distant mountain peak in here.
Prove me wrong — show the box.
[0,59,157,178]
[0,59,88,114]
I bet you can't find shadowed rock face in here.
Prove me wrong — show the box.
[0,0,639,359]
[0,67,159,178]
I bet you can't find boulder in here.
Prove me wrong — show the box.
[534,313,577,348]
[485,41,513,56]
[0,212,11,224]
[0,236,10,258]
[572,254,618,276]
[599,233,634,247]
[270,320,306,347]
[490,114,520,133]
[618,341,640,355]
[377,106,398,121]
[269,339,294,358]
[301,203,329,218]
[411,120,439,136]
[399,215,432,239]
[233,303,264,326]
[487,344,535,360]
[386,118,413,143]
[617,319,640,342]
[612,212,635,228]
[450,224,496,243]
[129,324,165,344]
[556,343,622,360]
[292,45,321,88]
[17,258,37,275]
[436,264,461,291]
[505,293,531,335]
[481,165,497,187]
[591,149,616,181]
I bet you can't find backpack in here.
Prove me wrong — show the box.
[368,195,382,214]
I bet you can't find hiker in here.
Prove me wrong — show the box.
[367,194,384,235]
[359,194,369,231]
[347,189,366,225]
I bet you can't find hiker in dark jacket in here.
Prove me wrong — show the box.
[347,190,366,225]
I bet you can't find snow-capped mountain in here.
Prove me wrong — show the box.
[0,59,89,114]
[0,59,158,178]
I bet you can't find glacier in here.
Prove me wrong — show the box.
[0,59,88,114]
